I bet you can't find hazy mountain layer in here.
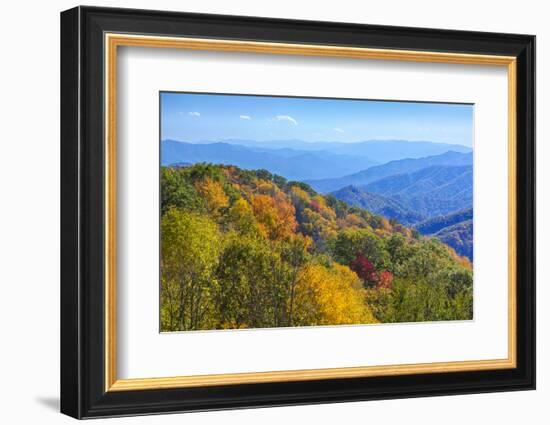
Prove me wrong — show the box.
[205,139,472,163]
[161,140,377,181]
[307,150,472,193]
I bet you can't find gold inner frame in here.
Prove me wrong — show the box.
[104,33,518,392]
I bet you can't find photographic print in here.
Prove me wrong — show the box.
[61,9,535,416]
[160,92,474,332]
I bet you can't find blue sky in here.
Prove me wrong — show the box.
[161,92,474,147]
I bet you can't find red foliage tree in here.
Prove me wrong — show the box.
[350,253,377,287]
[375,270,394,290]
[309,200,321,213]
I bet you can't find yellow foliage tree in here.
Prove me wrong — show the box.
[256,180,278,195]
[300,208,338,243]
[310,195,337,221]
[339,213,367,229]
[160,209,222,331]
[195,177,229,217]
[227,197,257,234]
[293,263,377,326]
[289,186,310,205]
[379,217,393,233]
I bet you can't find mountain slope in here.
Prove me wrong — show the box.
[332,186,425,225]
[415,208,473,235]
[434,220,473,260]
[362,165,473,217]
[161,140,377,181]
[328,140,472,163]
[307,150,473,193]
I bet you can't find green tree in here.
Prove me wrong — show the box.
[160,167,204,215]
[366,277,448,323]
[215,234,289,328]
[279,234,312,326]
[385,233,414,275]
[332,228,389,269]
[160,208,221,331]
[226,197,257,234]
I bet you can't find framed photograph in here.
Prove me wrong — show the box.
[60,6,535,419]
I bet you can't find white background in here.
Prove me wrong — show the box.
[118,47,508,379]
[0,0,545,424]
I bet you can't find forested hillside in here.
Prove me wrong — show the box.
[362,164,472,217]
[434,220,473,260]
[415,208,473,235]
[332,185,424,225]
[414,209,473,260]
[160,163,473,332]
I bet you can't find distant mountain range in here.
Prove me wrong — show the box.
[306,150,472,193]
[163,139,472,180]
[329,154,473,221]
[199,139,472,163]
[161,140,378,181]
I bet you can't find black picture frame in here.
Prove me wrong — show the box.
[61,5,535,419]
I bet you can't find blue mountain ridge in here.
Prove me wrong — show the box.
[362,164,472,217]
[161,140,378,181]
[306,150,472,193]
[202,138,472,163]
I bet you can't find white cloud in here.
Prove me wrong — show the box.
[239,115,251,120]
[333,127,345,133]
[188,111,201,117]
[274,115,298,125]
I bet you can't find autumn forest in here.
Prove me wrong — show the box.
[160,163,473,332]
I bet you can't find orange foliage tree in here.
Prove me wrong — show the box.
[252,193,297,240]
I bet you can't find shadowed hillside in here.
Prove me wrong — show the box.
[415,209,473,260]
[434,220,473,260]
[332,186,425,225]
[415,208,473,235]
[362,164,473,217]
